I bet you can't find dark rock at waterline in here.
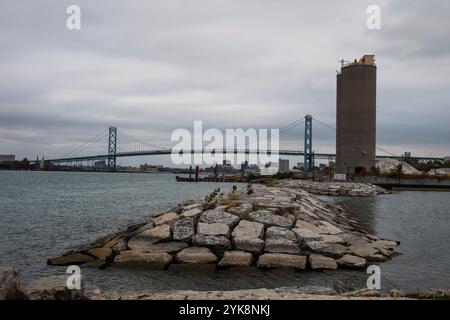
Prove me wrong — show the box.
[336,254,367,269]
[309,254,338,270]
[0,267,28,300]
[113,251,172,269]
[87,248,113,260]
[257,253,307,270]
[25,275,86,300]
[47,253,95,266]
[217,251,253,267]
[175,247,218,264]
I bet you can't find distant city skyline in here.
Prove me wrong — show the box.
[1,0,450,163]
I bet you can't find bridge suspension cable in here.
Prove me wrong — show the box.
[311,117,336,131]
[117,129,170,154]
[376,146,397,157]
[60,129,108,159]
[279,116,306,135]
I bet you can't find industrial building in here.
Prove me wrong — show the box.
[0,154,15,162]
[279,159,289,173]
[336,55,377,174]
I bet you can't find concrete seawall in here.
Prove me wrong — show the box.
[352,176,450,191]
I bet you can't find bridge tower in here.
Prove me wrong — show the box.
[108,126,117,170]
[304,115,313,172]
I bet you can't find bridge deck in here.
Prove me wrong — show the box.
[30,149,444,164]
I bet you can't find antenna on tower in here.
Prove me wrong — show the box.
[339,59,349,68]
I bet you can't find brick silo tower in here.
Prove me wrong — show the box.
[336,55,377,175]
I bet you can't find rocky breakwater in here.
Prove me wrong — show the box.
[280,180,390,197]
[47,182,399,272]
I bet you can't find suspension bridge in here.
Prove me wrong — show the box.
[30,115,444,171]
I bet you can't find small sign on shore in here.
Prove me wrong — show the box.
[334,173,347,181]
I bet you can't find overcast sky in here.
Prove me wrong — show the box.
[1,0,450,164]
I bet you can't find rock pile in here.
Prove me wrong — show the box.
[376,159,420,175]
[47,182,399,272]
[0,267,27,300]
[279,180,389,197]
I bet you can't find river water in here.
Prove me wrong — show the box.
[0,170,449,293]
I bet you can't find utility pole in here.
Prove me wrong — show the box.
[329,160,332,182]
[399,155,404,185]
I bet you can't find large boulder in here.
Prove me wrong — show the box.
[227,203,253,215]
[249,210,294,228]
[145,241,189,253]
[113,251,172,269]
[318,221,342,235]
[182,203,202,212]
[293,228,322,244]
[153,211,180,226]
[415,289,450,299]
[374,239,398,247]
[172,218,195,242]
[218,251,253,267]
[197,222,230,237]
[127,222,154,238]
[127,238,152,251]
[309,254,338,270]
[87,248,113,261]
[192,234,231,255]
[337,254,367,269]
[25,275,85,300]
[47,253,95,266]
[105,237,128,252]
[320,243,349,259]
[127,240,188,254]
[175,247,218,264]
[302,240,328,253]
[264,227,300,254]
[128,224,171,245]
[232,220,264,239]
[253,201,300,215]
[348,244,382,260]
[321,234,345,244]
[371,240,397,257]
[232,238,265,254]
[199,210,240,227]
[257,253,307,270]
[181,208,202,220]
[0,267,27,300]
[231,220,265,253]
